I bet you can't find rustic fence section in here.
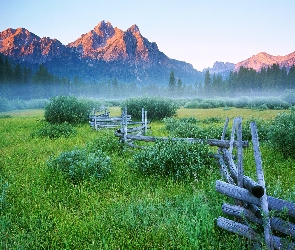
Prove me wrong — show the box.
[89,107,148,131]
[215,118,295,249]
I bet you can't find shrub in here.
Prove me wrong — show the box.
[44,95,90,124]
[268,110,295,157]
[234,97,249,108]
[32,122,76,139]
[281,89,295,105]
[47,148,111,183]
[249,97,290,110]
[123,97,178,120]
[164,117,223,139]
[242,117,271,142]
[131,139,213,179]
[0,97,13,112]
[87,131,124,154]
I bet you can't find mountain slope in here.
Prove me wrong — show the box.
[0,21,202,84]
[234,51,295,71]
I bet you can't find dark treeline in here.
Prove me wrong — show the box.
[201,64,295,97]
[1,53,295,99]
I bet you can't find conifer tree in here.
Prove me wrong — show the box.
[168,71,176,93]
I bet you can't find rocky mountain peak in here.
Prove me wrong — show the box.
[234,51,295,71]
[93,20,115,37]
[202,61,235,74]
[0,21,202,84]
[127,24,140,34]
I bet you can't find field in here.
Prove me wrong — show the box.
[1,107,294,249]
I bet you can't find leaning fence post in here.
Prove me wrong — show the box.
[250,121,273,250]
[142,108,145,125]
[94,115,97,130]
[229,118,237,154]
[236,117,243,188]
[122,107,128,143]
[144,110,148,134]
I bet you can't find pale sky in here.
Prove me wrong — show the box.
[1,0,294,71]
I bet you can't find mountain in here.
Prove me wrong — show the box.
[234,51,295,71]
[0,28,70,63]
[0,21,202,84]
[202,61,235,79]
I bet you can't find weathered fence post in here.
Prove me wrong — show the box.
[141,108,145,126]
[122,107,128,143]
[250,121,274,250]
[144,110,148,134]
[236,117,243,188]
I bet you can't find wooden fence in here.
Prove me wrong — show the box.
[215,117,295,249]
[112,110,295,248]
[89,107,148,131]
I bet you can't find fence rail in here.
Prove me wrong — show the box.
[214,117,295,249]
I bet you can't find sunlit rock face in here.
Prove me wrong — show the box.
[235,52,295,71]
[0,28,66,63]
[68,21,164,65]
[0,20,202,84]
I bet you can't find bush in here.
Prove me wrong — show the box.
[87,131,124,154]
[249,97,290,110]
[164,117,223,139]
[0,97,13,112]
[281,89,295,105]
[234,97,249,108]
[268,110,295,157]
[242,117,271,142]
[131,139,213,179]
[124,97,178,120]
[47,148,111,183]
[44,95,90,124]
[32,122,76,139]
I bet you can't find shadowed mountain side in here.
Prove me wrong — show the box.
[0,21,203,85]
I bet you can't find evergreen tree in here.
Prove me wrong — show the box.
[177,78,183,94]
[33,64,53,83]
[23,66,32,83]
[287,65,295,89]
[14,63,23,83]
[203,70,211,96]
[0,55,4,82]
[168,71,176,93]
[4,58,13,82]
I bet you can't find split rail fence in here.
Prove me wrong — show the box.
[92,108,295,248]
[89,107,148,131]
[215,117,295,249]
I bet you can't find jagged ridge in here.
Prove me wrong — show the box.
[235,51,295,71]
[0,21,201,84]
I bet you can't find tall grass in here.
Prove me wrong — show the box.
[0,108,293,249]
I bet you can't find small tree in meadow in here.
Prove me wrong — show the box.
[44,95,90,124]
[268,109,295,157]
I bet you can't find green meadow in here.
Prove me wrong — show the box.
[1,107,294,249]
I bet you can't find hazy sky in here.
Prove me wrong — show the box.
[1,0,294,71]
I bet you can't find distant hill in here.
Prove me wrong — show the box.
[234,51,295,71]
[202,61,235,78]
[0,21,203,85]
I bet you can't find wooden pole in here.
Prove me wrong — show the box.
[250,122,273,250]
[217,217,260,241]
[236,117,243,188]
[144,110,147,134]
[216,180,295,218]
[94,115,97,130]
[142,108,144,125]
[222,148,264,198]
[121,107,128,143]
[229,117,237,154]
[215,154,235,185]
[114,131,248,148]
